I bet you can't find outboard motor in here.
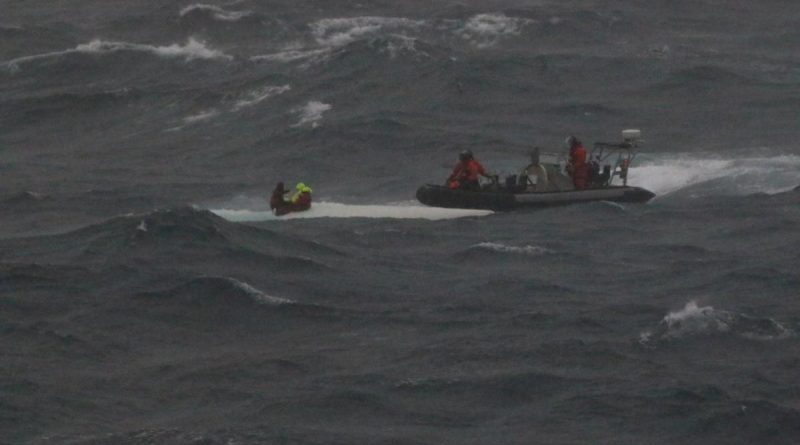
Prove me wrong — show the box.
[600,165,611,185]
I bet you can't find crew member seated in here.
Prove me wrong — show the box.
[447,149,492,191]
[270,181,312,215]
[521,147,549,191]
[290,182,312,211]
[270,182,289,211]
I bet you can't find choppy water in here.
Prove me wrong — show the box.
[1,1,799,444]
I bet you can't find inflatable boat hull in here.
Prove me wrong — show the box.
[416,185,655,211]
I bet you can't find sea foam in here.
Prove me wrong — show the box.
[628,153,800,197]
[232,84,291,111]
[310,16,425,47]
[179,4,253,22]
[458,13,535,48]
[292,101,332,128]
[226,278,294,305]
[3,37,231,72]
[640,301,793,343]
[474,242,553,256]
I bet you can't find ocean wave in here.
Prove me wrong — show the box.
[2,37,231,72]
[640,301,793,344]
[292,100,331,128]
[182,108,220,124]
[473,242,553,256]
[150,276,293,306]
[395,370,575,404]
[250,47,332,64]
[629,153,800,197]
[655,65,762,89]
[0,191,50,205]
[458,13,536,48]
[179,4,253,22]
[310,16,425,47]
[176,84,290,127]
[0,263,89,289]
[232,84,290,111]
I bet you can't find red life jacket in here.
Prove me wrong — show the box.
[570,144,587,166]
[449,159,486,183]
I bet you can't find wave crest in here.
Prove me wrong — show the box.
[3,37,231,72]
[310,16,425,47]
[473,242,553,256]
[640,301,793,344]
[458,13,535,48]
[179,4,253,22]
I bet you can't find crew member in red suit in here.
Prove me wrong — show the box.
[447,150,492,191]
[565,136,589,190]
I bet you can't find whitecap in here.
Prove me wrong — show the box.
[474,242,552,256]
[232,84,290,111]
[628,153,800,197]
[2,37,231,72]
[226,277,294,305]
[183,109,220,124]
[292,101,331,128]
[381,34,429,59]
[179,4,253,22]
[458,13,535,48]
[310,16,425,47]
[250,47,332,64]
[641,301,793,342]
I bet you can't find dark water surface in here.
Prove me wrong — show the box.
[2,1,799,443]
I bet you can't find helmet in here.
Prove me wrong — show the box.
[296,182,306,190]
[565,135,580,149]
[459,149,473,162]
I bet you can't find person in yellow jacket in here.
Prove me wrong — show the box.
[290,182,312,211]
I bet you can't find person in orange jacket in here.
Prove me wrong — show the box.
[565,136,589,190]
[447,150,492,191]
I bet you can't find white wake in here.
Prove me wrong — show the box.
[210,201,492,221]
[627,152,800,197]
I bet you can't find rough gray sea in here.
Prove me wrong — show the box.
[2,1,799,443]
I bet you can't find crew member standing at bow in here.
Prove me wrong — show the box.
[565,136,589,190]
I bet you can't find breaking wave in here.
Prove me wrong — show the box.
[179,4,253,22]
[310,16,425,47]
[250,47,332,64]
[182,109,220,124]
[232,84,291,111]
[640,301,793,344]
[473,242,553,256]
[3,37,231,72]
[458,13,535,48]
[293,101,332,128]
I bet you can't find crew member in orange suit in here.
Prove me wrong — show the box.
[565,136,589,190]
[447,150,492,191]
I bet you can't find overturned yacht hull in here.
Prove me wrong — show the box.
[416,185,655,211]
